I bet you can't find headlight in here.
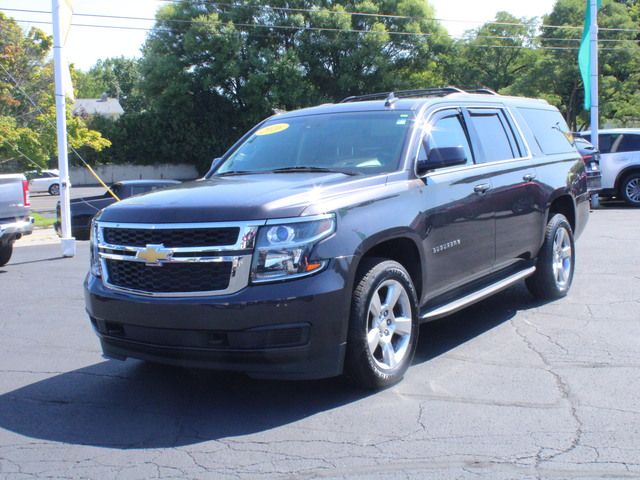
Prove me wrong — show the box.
[90,219,102,277]
[251,214,335,283]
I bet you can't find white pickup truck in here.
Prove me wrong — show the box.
[0,174,34,266]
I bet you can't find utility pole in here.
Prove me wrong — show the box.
[589,0,600,209]
[52,0,76,257]
[589,0,599,151]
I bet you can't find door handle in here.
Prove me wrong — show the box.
[523,173,536,182]
[474,183,491,194]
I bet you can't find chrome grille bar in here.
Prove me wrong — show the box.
[96,220,265,297]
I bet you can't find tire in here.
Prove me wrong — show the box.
[0,243,13,267]
[345,258,419,389]
[48,183,60,196]
[620,173,640,207]
[526,214,575,300]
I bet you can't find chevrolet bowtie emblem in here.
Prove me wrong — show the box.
[136,244,173,265]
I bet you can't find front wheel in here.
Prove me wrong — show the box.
[48,183,60,196]
[0,243,14,267]
[620,173,640,207]
[345,258,419,389]
[526,214,575,300]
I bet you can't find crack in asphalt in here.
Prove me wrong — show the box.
[511,319,584,467]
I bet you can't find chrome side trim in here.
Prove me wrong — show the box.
[420,266,536,321]
[100,254,253,298]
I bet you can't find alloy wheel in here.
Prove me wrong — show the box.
[366,279,413,370]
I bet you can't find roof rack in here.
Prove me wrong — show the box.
[339,86,500,103]
[340,87,465,103]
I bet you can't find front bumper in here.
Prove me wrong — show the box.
[84,257,354,380]
[0,217,34,243]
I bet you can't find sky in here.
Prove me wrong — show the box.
[1,0,557,71]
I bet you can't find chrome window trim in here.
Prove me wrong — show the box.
[413,103,534,179]
[100,254,253,298]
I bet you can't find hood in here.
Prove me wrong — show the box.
[98,172,388,223]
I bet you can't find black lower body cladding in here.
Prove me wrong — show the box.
[84,257,354,380]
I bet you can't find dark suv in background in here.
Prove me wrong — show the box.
[85,87,589,388]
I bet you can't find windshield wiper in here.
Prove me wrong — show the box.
[214,170,257,177]
[269,166,359,176]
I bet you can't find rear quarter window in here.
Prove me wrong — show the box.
[518,107,576,155]
[616,134,640,153]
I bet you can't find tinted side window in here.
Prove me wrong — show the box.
[518,107,575,155]
[422,114,474,166]
[598,134,618,154]
[616,134,640,153]
[467,111,515,163]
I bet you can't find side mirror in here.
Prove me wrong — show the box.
[417,146,467,176]
[205,157,224,178]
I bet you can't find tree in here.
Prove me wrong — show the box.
[132,0,451,172]
[75,57,144,112]
[505,0,640,129]
[0,13,110,171]
[446,12,540,92]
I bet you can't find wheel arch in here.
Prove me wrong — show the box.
[615,166,640,194]
[547,193,576,233]
[351,232,424,303]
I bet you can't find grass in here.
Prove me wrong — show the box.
[31,211,56,229]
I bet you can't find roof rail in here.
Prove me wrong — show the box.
[467,88,499,95]
[340,86,465,103]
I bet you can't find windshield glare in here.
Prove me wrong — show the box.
[216,111,414,176]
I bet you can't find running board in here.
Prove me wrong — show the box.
[420,266,536,321]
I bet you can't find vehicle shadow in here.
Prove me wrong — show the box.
[414,283,540,363]
[0,284,545,450]
[598,199,637,210]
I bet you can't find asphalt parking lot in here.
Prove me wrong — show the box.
[0,204,639,479]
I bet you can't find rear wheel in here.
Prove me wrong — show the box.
[345,258,419,389]
[48,183,60,196]
[526,214,575,300]
[620,173,640,207]
[0,243,13,267]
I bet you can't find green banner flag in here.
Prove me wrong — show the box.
[578,0,602,110]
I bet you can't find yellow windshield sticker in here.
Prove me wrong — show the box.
[256,123,289,136]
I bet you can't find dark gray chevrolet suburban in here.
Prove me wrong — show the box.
[85,88,589,388]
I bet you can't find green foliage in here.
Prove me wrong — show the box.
[504,0,640,129]
[0,13,110,171]
[4,1,640,171]
[445,12,540,92]
[75,57,144,112]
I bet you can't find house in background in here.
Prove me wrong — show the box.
[73,93,124,120]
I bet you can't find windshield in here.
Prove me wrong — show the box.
[216,111,414,176]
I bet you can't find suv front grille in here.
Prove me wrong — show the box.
[105,260,232,293]
[97,221,260,297]
[103,227,239,247]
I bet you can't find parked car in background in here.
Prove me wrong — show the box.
[0,174,33,266]
[55,180,180,240]
[25,169,60,196]
[575,129,640,206]
[573,137,601,207]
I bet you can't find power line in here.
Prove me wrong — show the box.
[7,17,640,51]
[4,6,640,35]
[150,0,640,33]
